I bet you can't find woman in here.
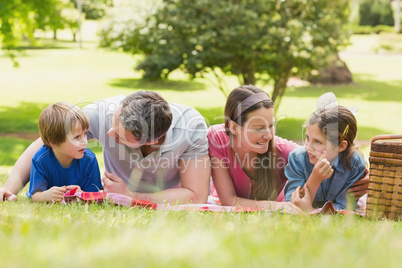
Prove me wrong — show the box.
[208,85,367,213]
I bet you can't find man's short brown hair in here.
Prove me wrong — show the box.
[120,91,173,144]
[39,102,89,148]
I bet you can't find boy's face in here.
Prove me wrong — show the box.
[53,123,88,160]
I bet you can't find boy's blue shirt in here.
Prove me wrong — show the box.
[284,146,366,210]
[27,145,102,198]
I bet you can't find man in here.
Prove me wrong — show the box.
[0,91,211,203]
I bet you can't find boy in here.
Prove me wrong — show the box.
[26,102,102,202]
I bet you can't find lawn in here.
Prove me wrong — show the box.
[1,23,402,267]
[1,174,402,268]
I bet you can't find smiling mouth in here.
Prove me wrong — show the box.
[256,142,268,145]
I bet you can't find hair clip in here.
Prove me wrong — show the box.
[339,124,349,142]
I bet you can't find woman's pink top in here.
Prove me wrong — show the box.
[208,124,299,202]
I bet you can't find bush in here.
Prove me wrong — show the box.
[344,24,395,34]
[70,0,106,20]
[373,33,402,53]
[359,0,394,26]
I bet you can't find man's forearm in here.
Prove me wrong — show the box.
[4,138,43,194]
[129,187,204,204]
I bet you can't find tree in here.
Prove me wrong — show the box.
[62,5,85,42]
[0,0,68,66]
[70,0,107,20]
[359,0,394,27]
[99,0,350,108]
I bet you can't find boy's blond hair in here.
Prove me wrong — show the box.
[39,102,89,148]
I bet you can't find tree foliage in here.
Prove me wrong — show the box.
[70,0,107,20]
[99,0,350,107]
[0,0,60,64]
[0,0,83,65]
[359,0,394,27]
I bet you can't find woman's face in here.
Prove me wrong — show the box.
[234,107,275,155]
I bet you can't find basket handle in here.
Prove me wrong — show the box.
[371,134,402,145]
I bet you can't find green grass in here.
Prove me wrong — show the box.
[0,138,35,166]
[1,172,402,268]
[1,24,402,268]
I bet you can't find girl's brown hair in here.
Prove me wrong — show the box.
[307,106,360,170]
[224,85,278,200]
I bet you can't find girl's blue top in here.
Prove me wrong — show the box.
[284,146,366,210]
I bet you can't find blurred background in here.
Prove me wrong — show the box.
[1,0,401,170]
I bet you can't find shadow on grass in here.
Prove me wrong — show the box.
[0,138,105,167]
[16,38,97,50]
[109,78,207,92]
[284,74,402,102]
[0,137,33,166]
[275,118,390,141]
[0,102,48,133]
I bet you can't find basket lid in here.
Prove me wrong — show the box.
[371,135,402,154]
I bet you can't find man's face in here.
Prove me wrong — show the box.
[107,107,144,148]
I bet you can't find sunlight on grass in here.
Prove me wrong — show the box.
[1,181,402,268]
[2,21,402,268]
[0,138,34,166]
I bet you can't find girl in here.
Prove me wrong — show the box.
[284,105,366,212]
[208,85,303,213]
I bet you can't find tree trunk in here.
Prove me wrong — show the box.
[53,29,57,40]
[72,30,77,42]
[242,65,256,85]
[271,72,290,110]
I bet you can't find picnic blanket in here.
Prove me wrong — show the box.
[63,188,365,215]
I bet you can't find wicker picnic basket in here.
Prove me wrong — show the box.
[366,134,402,219]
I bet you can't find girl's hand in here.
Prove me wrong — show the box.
[311,151,333,181]
[291,186,314,213]
[66,185,82,192]
[43,186,67,202]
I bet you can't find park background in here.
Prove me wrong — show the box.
[1,0,402,267]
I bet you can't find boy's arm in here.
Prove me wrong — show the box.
[31,186,67,202]
[0,138,44,201]
[83,153,102,192]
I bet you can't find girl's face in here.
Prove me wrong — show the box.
[304,123,340,165]
[234,107,275,155]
